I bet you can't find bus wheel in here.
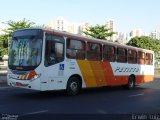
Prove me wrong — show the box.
[127,75,135,89]
[66,77,81,96]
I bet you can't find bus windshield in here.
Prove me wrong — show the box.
[8,36,42,70]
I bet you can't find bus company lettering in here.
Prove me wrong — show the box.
[115,67,139,73]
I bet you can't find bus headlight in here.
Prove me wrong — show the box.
[31,73,41,81]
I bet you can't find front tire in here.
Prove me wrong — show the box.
[127,75,135,89]
[66,77,81,96]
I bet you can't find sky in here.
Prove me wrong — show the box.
[0,0,160,33]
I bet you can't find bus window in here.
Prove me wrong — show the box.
[146,53,153,65]
[45,34,64,66]
[137,51,145,64]
[66,39,85,59]
[103,45,115,62]
[128,49,137,64]
[150,54,153,65]
[87,42,102,61]
[117,48,127,63]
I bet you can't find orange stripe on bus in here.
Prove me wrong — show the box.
[89,61,107,86]
[77,60,97,87]
[77,60,154,87]
[101,62,115,85]
[136,75,154,84]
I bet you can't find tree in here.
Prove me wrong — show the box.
[0,19,35,58]
[34,24,49,29]
[127,36,160,55]
[2,18,35,36]
[0,34,8,58]
[83,24,116,40]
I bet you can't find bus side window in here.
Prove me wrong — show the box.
[45,40,55,66]
[103,45,116,62]
[128,49,137,64]
[87,42,102,61]
[146,53,153,65]
[45,34,64,67]
[66,39,85,60]
[55,43,64,62]
[150,54,153,65]
[137,51,145,64]
[117,48,127,63]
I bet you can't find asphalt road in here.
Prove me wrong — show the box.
[0,79,160,120]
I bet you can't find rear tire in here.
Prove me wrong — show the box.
[127,75,135,89]
[66,77,81,96]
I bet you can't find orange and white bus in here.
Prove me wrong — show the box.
[7,28,154,95]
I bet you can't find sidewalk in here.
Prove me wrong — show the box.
[0,68,7,77]
[0,61,7,73]
[0,61,3,65]
[0,61,7,86]
[0,70,7,74]
[0,70,7,87]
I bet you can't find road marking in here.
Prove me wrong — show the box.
[128,93,144,98]
[21,110,48,116]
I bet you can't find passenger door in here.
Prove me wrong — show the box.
[41,34,65,90]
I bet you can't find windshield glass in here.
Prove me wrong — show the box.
[9,37,42,69]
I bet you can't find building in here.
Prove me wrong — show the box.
[106,19,114,32]
[106,19,117,41]
[48,16,81,34]
[117,32,130,44]
[48,16,67,31]
[48,17,120,40]
[54,16,67,31]
[150,30,160,40]
[130,29,144,38]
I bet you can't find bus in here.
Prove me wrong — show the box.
[7,28,154,95]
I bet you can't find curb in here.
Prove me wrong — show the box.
[0,75,7,85]
[0,76,7,87]
[0,70,7,75]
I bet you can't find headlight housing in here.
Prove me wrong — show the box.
[30,73,41,81]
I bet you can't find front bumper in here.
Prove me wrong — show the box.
[7,77,41,90]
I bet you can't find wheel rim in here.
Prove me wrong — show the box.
[128,76,135,88]
[70,82,78,92]
[129,80,134,88]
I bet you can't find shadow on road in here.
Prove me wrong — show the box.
[12,89,68,100]
[11,86,150,100]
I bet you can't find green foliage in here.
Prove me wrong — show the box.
[2,18,35,37]
[83,24,116,40]
[127,36,160,54]
[0,34,8,58]
[0,18,35,59]
[34,24,49,29]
